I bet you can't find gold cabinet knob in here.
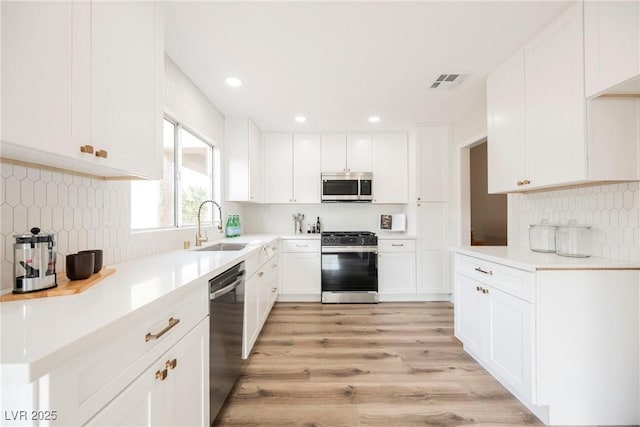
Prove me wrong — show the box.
[523,179,531,185]
[95,149,108,159]
[80,144,94,154]
[166,359,177,370]
[517,181,524,186]
[155,369,168,381]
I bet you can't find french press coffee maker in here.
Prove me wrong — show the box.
[13,227,57,293]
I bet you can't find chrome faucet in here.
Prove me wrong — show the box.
[196,200,223,246]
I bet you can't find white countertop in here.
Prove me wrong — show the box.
[453,246,640,272]
[0,234,278,383]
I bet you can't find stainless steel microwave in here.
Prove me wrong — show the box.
[321,172,373,202]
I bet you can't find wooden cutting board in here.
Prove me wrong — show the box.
[0,267,115,302]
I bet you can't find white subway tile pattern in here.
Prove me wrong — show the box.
[518,182,640,262]
[0,161,221,292]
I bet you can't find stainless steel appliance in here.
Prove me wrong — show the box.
[209,262,245,424]
[321,172,373,202]
[13,227,57,293]
[321,231,378,303]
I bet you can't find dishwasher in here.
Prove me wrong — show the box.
[209,261,245,425]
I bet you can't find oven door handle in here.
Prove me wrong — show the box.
[321,247,378,253]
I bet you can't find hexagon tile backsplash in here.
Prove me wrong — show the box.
[517,182,640,263]
[0,161,210,292]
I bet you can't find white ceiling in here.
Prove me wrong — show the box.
[164,1,571,133]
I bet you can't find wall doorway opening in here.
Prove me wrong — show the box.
[469,140,507,246]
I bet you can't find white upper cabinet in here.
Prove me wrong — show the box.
[263,133,321,203]
[321,133,372,173]
[487,2,639,193]
[487,54,526,194]
[1,1,90,159]
[90,1,163,179]
[321,133,347,172]
[416,126,450,201]
[1,1,163,179]
[584,1,640,97]
[225,118,262,202]
[346,133,373,172]
[263,133,293,203]
[524,3,586,190]
[372,133,408,203]
[293,134,322,203]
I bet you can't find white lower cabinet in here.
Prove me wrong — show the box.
[243,242,279,358]
[279,239,321,301]
[416,202,450,299]
[378,239,416,300]
[87,319,208,427]
[455,252,640,426]
[457,273,534,402]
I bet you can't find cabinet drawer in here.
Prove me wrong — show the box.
[455,254,535,302]
[281,239,320,253]
[49,283,209,424]
[378,239,416,252]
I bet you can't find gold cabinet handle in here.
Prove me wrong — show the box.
[482,288,489,294]
[476,286,482,292]
[517,181,524,186]
[145,317,180,342]
[155,369,168,381]
[272,287,278,293]
[523,179,531,185]
[95,149,108,159]
[80,144,94,154]
[391,243,404,247]
[258,271,264,277]
[474,267,493,276]
[166,358,177,370]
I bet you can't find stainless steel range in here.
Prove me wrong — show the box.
[321,231,378,303]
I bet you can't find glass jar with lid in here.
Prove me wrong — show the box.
[555,220,592,258]
[529,220,557,253]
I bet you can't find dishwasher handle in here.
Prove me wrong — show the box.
[210,276,243,300]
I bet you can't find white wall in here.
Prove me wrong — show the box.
[0,55,235,292]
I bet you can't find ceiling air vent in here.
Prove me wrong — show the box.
[429,73,467,89]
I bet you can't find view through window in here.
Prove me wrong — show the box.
[131,118,219,230]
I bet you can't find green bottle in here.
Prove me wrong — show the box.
[235,215,241,237]
[225,215,233,238]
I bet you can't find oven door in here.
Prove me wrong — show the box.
[321,247,378,292]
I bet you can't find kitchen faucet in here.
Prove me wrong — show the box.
[195,200,223,246]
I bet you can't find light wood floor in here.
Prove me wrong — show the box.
[215,302,543,426]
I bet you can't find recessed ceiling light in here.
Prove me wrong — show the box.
[225,77,242,87]
[295,115,307,123]
[368,116,380,123]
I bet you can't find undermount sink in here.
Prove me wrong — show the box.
[197,242,247,252]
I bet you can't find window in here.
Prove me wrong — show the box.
[131,118,220,230]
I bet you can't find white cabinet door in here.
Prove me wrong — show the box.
[455,274,484,357]
[281,253,321,296]
[372,133,408,203]
[225,118,263,202]
[416,126,449,201]
[88,320,208,427]
[90,1,162,179]
[346,133,373,172]
[321,133,347,172]
[293,134,321,203]
[248,120,263,202]
[263,133,293,203]
[1,1,90,157]
[416,202,449,296]
[487,53,526,194]
[584,1,640,97]
[486,286,534,403]
[243,273,259,358]
[524,3,585,189]
[378,252,416,295]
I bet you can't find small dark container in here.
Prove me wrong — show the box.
[79,249,103,273]
[66,252,95,281]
